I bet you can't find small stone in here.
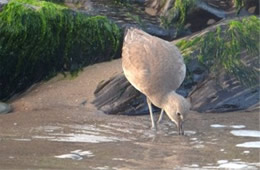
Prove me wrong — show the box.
[145,7,158,16]
[207,19,216,25]
[248,6,256,14]
[0,102,11,114]
[184,23,191,29]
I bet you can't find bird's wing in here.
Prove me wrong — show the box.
[122,28,186,95]
[122,33,152,92]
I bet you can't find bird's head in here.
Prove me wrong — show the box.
[163,91,191,135]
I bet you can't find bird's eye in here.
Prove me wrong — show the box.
[177,112,181,117]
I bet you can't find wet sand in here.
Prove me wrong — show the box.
[0,59,259,169]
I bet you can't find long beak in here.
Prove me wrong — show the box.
[178,121,184,135]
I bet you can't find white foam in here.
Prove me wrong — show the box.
[32,136,55,139]
[210,124,246,129]
[230,130,260,138]
[210,124,227,128]
[217,160,228,164]
[190,138,197,141]
[236,141,260,148]
[218,162,248,169]
[55,150,94,160]
[48,133,128,143]
[55,154,83,160]
[190,164,199,167]
[71,150,94,157]
[243,150,250,154]
[112,158,125,161]
[218,162,258,169]
[91,166,109,170]
[230,125,246,129]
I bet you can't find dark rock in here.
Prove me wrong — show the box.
[92,74,160,115]
[190,72,260,113]
[122,23,177,40]
[145,23,177,40]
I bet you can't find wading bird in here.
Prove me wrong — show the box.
[122,28,190,135]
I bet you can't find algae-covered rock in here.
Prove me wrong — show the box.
[0,0,122,100]
[176,16,260,87]
[176,16,260,112]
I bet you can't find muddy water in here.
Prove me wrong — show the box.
[0,109,259,169]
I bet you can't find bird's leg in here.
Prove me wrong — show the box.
[157,109,164,124]
[147,98,157,130]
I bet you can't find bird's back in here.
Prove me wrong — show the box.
[122,28,186,105]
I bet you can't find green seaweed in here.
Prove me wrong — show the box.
[234,0,244,14]
[176,16,260,87]
[0,0,122,100]
[160,0,195,29]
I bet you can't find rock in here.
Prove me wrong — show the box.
[122,23,177,40]
[0,0,8,11]
[0,102,11,114]
[145,23,177,40]
[190,72,260,112]
[92,74,160,115]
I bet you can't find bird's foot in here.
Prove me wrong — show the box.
[150,125,157,131]
[156,119,162,125]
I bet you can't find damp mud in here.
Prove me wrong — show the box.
[0,59,259,169]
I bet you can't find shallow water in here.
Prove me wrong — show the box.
[0,111,259,169]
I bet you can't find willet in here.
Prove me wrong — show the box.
[122,28,190,135]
